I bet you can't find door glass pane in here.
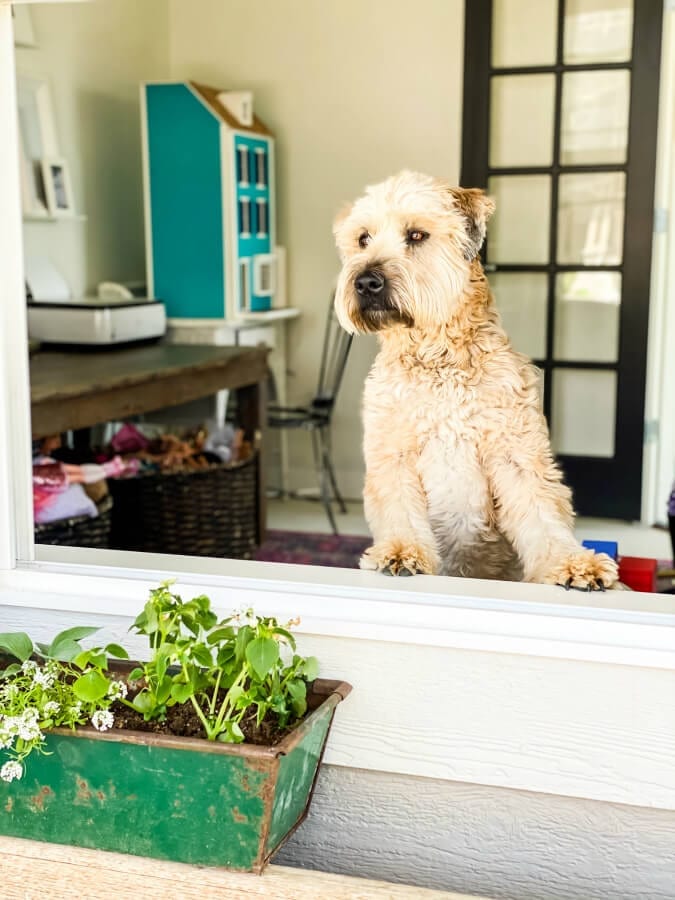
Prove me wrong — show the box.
[557,173,625,265]
[551,369,617,457]
[554,272,621,362]
[564,0,633,65]
[487,175,551,264]
[560,70,630,165]
[490,272,548,359]
[490,75,556,168]
[492,0,558,67]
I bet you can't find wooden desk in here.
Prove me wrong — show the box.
[30,343,268,543]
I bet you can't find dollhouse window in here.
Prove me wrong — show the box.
[256,198,268,237]
[238,197,251,236]
[255,148,267,188]
[253,254,275,296]
[236,145,249,186]
[239,258,251,311]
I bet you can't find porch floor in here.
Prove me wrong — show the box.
[0,835,486,899]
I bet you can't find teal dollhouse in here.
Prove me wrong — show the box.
[141,81,276,319]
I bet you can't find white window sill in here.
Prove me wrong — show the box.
[0,546,671,670]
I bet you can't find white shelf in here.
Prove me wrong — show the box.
[167,308,301,332]
[237,307,301,324]
[23,213,87,223]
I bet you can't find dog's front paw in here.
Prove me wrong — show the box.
[543,550,619,592]
[360,541,438,577]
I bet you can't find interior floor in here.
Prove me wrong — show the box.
[267,498,673,560]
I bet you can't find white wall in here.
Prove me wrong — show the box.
[17,0,169,297]
[2,587,675,899]
[277,765,675,899]
[168,0,465,497]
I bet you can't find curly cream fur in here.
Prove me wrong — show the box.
[334,171,619,590]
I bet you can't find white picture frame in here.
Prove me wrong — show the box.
[12,6,37,48]
[16,76,59,218]
[40,156,74,217]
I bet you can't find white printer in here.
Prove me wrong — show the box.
[26,260,166,346]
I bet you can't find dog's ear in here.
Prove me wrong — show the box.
[448,187,495,260]
[332,201,353,236]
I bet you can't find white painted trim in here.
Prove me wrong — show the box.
[220,125,236,318]
[643,6,675,525]
[5,549,675,670]
[0,6,33,569]
[139,83,154,300]
[267,135,276,252]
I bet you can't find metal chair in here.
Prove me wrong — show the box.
[268,293,353,534]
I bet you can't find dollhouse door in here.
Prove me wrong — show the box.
[461,0,663,519]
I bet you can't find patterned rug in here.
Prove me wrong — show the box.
[255,529,370,568]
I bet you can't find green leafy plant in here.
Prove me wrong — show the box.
[0,582,320,783]
[0,628,129,782]
[126,581,319,743]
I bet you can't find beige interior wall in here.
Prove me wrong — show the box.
[17,0,169,298]
[168,0,465,497]
[19,0,465,500]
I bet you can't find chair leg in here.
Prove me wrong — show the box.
[311,428,338,535]
[320,426,347,514]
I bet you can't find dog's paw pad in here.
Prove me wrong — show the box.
[546,550,619,592]
[360,542,437,577]
[382,561,418,577]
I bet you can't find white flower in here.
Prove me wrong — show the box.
[43,701,60,716]
[0,760,23,782]
[107,680,128,701]
[32,668,55,689]
[233,607,258,628]
[91,710,114,732]
[69,702,82,719]
[21,660,37,675]
[17,708,42,741]
[1,715,18,739]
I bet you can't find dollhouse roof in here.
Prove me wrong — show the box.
[190,81,274,138]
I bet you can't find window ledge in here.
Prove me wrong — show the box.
[0,546,673,670]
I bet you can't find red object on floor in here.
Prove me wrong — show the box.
[618,556,657,593]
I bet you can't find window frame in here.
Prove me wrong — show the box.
[4,0,675,817]
[1,0,674,676]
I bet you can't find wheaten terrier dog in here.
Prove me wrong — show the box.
[333,171,619,590]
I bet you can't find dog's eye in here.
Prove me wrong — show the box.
[358,232,371,249]
[406,229,429,245]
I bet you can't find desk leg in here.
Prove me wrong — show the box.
[238,380,267,546]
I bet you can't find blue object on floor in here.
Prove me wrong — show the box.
[582,539,618,560]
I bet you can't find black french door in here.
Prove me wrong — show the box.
[461,0,663,518]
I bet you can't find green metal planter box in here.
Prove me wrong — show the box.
[0,678,351,873]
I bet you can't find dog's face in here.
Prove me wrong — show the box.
[333,171,495,334]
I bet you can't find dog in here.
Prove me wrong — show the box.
[333,171,619,590]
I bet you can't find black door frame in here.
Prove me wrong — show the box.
[461,0,663,519]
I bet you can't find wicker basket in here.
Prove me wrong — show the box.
[108,451,258,558]
[34,495,113,549]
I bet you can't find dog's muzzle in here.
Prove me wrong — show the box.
[354,269,390,312]
[351,268,414,330]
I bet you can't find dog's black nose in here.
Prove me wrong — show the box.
[355,270,385,297]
